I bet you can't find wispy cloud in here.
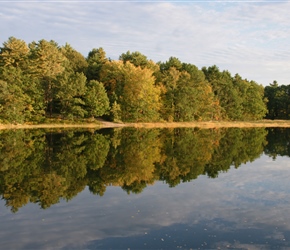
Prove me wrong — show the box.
[1,1,290,85]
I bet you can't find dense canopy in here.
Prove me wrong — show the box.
[0,36,287,124]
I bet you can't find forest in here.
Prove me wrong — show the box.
[0,36,288,124]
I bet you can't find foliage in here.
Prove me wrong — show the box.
[0,37,30,69]
[0,36,281,123]
[119,51,159,72]
[61,43,88,73]
[0,37,113,122]
[86,47,108,81]
[0,38,45,123]
[100,61,161,122]
[202,65,267,121]
[158,60,219,121]
[0,75,29,123]
[264,81,290,120]
[84,80,110,118]
[54,71,87,119]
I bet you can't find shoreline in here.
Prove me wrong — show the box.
[1,120,290,130]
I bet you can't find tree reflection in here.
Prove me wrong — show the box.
[89,128,161,195]
[204,128,267,178]
[0,127,270,212]
[264,128,290,159]
[156,128,221,186]
[0,129,110,212]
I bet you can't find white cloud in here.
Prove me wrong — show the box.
[1,1,290,85]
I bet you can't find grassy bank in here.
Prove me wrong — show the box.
[1,119,290,130]
[125,120,290,128]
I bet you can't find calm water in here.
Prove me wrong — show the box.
[1,127,290,249]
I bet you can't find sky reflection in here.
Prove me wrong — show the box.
[1,154,290,249]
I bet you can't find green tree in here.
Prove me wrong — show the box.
[119,51,159,72]
[0,37,45,122]
[86,47,108,81]
[158,61,219,121]
[159,56,183,71]
[100,61,161,122]
[158,67,180,121]
[175,71,218,121]
[84,80,110,118]
[0,36,29,69]
[99,60,124,103]
[264,81,279,119]
[264,82,290,120]
[234,74,267,120]
[118,62,161,122]
[243,81,267,120]
[29,39,66,117]
[54,71,87,119]
[61,43,88,73]
[0,77,28,123]
[202,66,243,120]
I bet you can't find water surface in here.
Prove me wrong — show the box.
[0,127,290,249]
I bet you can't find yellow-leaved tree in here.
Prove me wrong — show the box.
[100,61,161,122]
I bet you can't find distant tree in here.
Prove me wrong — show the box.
[174,71,218,121]
[100,61,161,122]
[158,67,180,121]
[54,71,87,119]
[117,62,161,122]
[84,80,110,118]
[29,39,66,117]
[158,60,219,121]
[119,51,148,68]
[60,43,88,73]
[119,51,159,72]
[159,56,183,71]
[0,36,273,123]
[86,47,108,81]
[0,77,28,123]
[243,81,267,120]
[0,37,44,122]
[0,36,29,69]
[203,66,243,120]
[99,60,125,109]
[264,81,290,120]
[234,74,267,120]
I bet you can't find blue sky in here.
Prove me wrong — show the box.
[1,0,290,86]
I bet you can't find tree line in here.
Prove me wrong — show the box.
[0,37,273,123]
[264,81,290,120]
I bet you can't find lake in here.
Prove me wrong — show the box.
[0,127,290,249]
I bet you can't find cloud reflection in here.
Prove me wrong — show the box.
[1,154,290,249]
